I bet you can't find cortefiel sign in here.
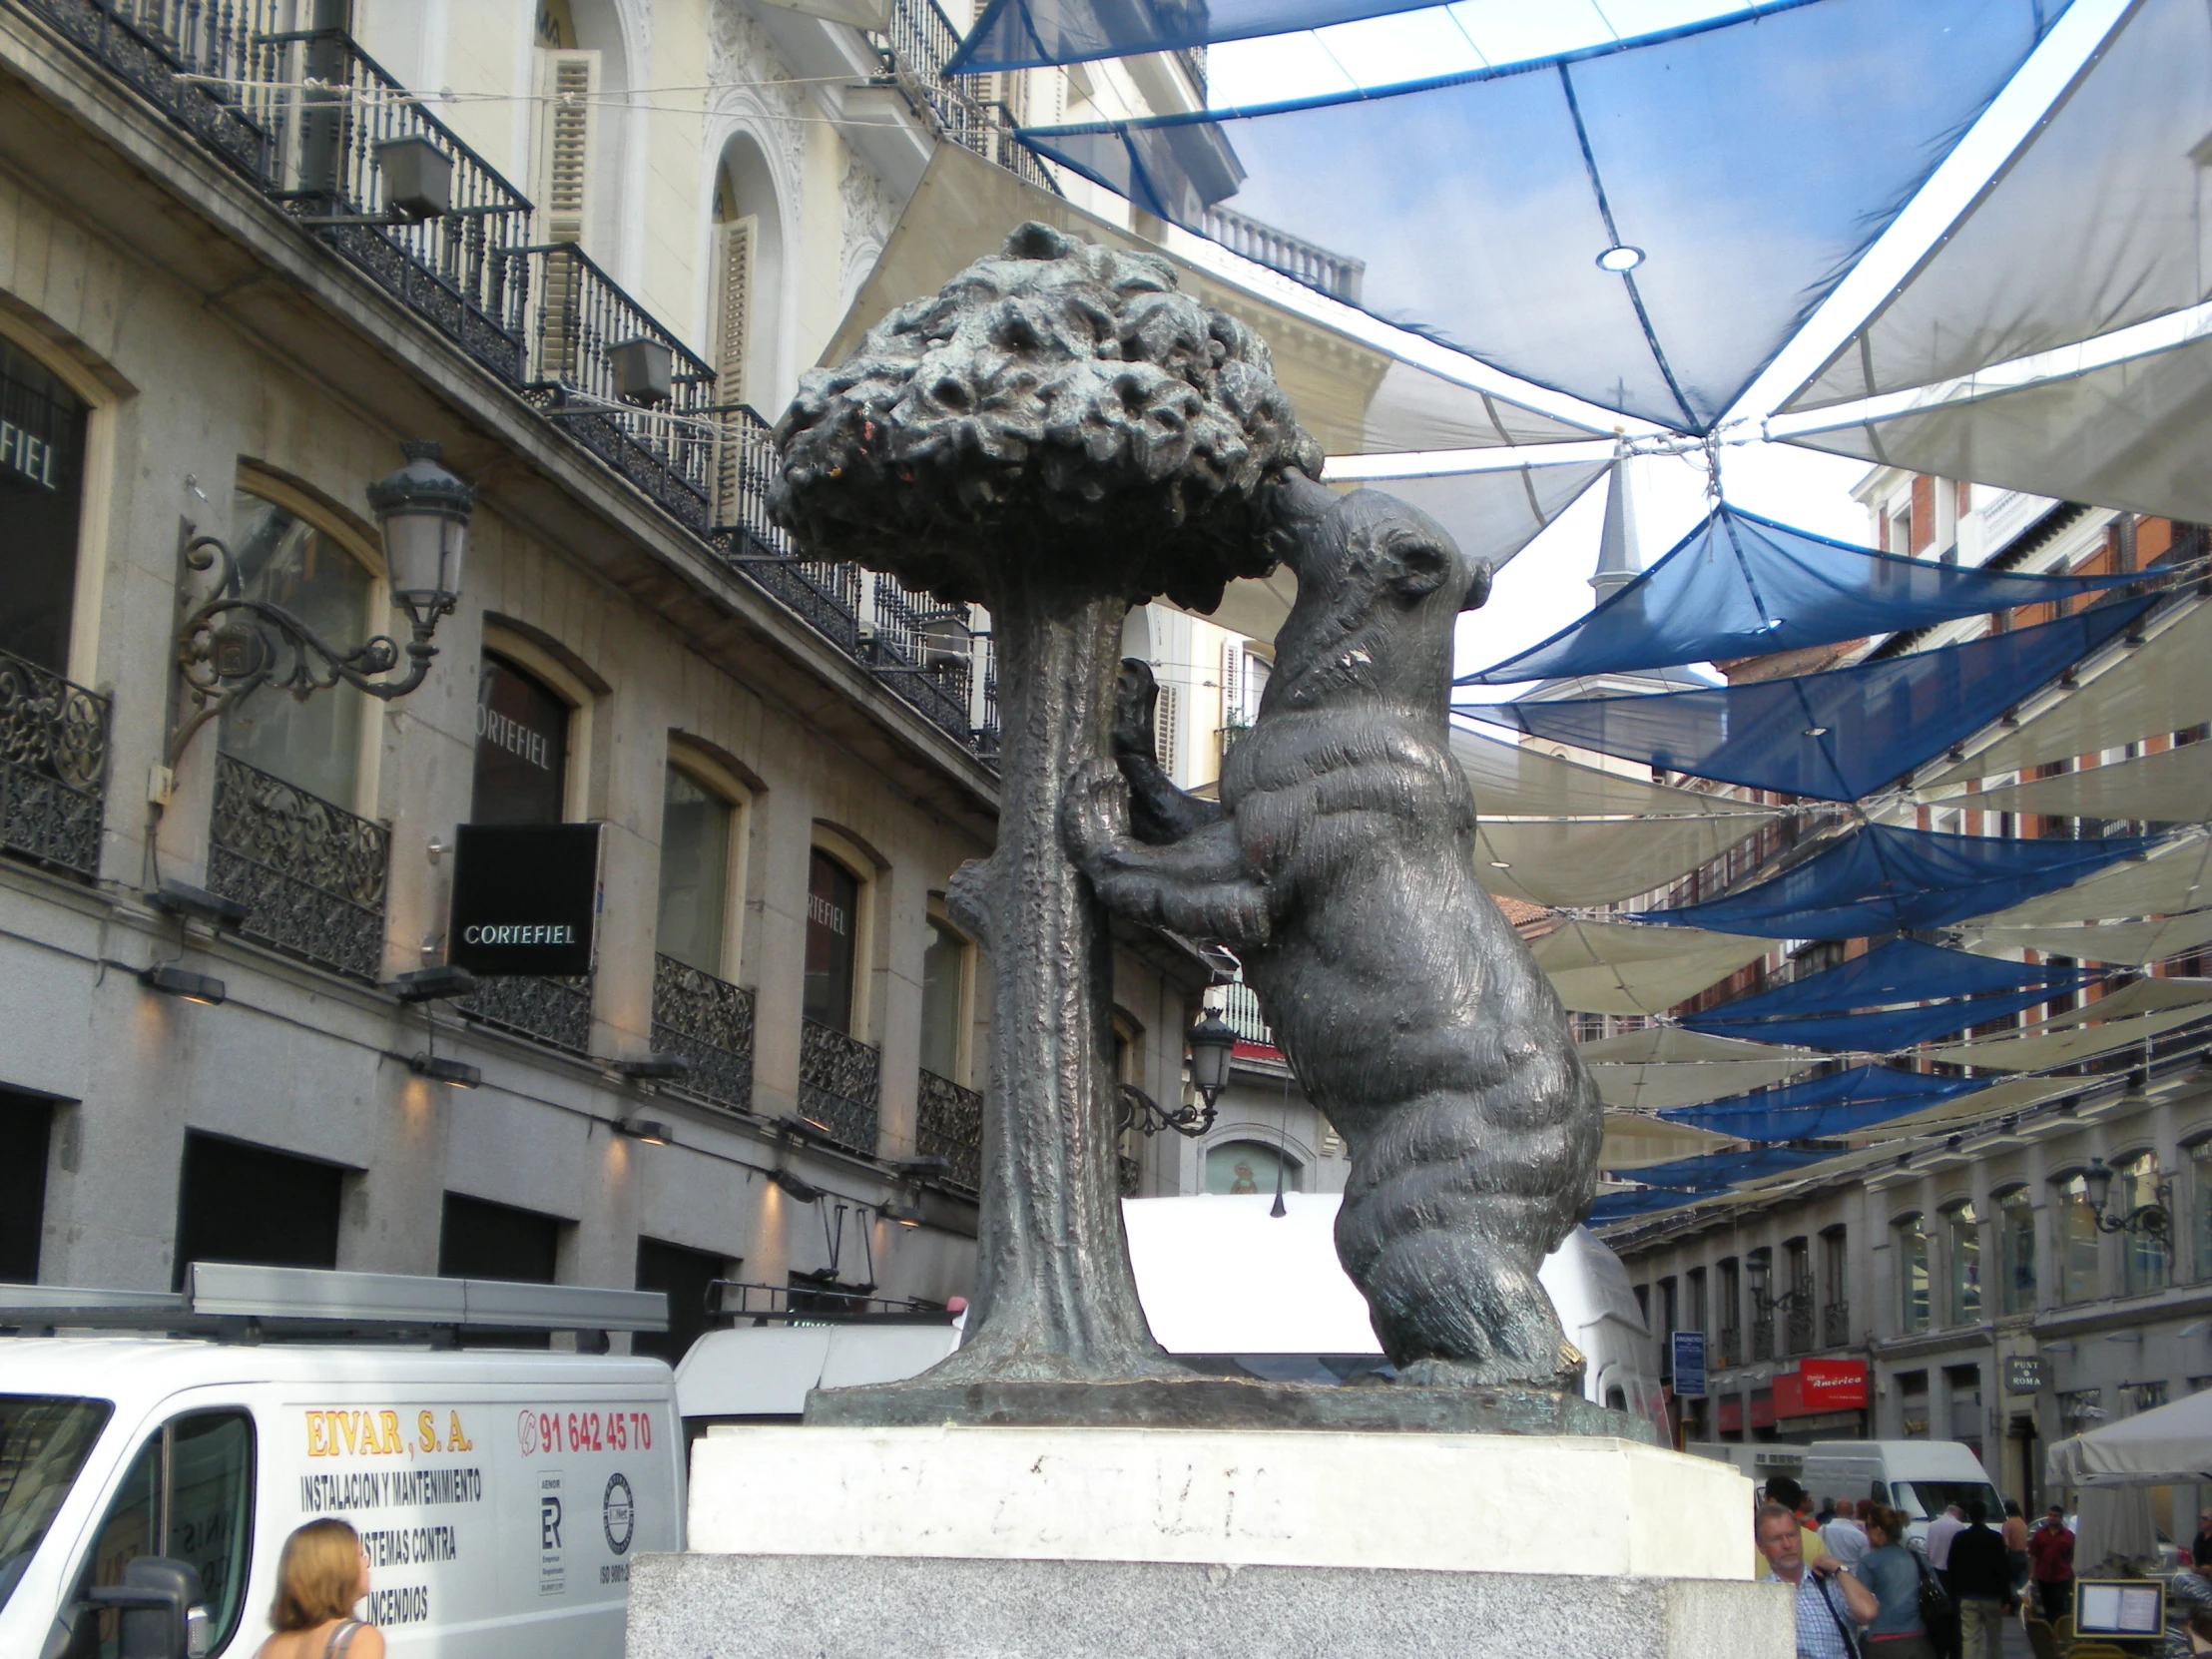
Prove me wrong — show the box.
[1671,1331,1706,1398]
[449,824,601,977]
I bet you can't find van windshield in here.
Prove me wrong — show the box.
[0,1395,114,1616]
[1897,1480,2001,1523]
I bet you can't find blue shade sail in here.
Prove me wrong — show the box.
[1458,505,2143,685]
[1684,984,2078,1053]
[1630,823,2172,939]
[1659,1064,1978,1141]
[1685,936,2097,1022]
[1587,1145,1842,1221]
[1019,0,2064,432]
[1468,595,2154,802]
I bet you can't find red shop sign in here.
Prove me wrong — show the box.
[1799,1359,1869,1410]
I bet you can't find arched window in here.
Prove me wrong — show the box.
[1205,1140,1300,1197]
[918,916,970,1084]
[709,136,784,521]
[2052,1172,2102,1305]
[1940,1200,1980,1325]
[2117,1151,2171,1296]
[472,653,571,825]
[804,847,863,1035]
[1895,1214,1929,1333]
[219,488,376,810]
[0,337,89,675]
[1996,1186,2036,1315]
[533,0,628,259]
[656,763,739,977]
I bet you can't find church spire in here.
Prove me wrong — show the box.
[1590,446,1641,604]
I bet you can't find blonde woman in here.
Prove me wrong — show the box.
[255,1519,384,1659]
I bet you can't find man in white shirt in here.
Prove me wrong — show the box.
[1823,1496,1870,1568]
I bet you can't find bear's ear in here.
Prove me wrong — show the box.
[1460,559,1493,612]
[1384,532,1454,600]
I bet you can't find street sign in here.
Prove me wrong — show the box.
[2006,1355,2042,1393]
[449,824,602,977]
[1672,1331,1707,1398]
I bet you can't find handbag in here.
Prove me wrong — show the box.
[1812,1573,1865,1659]
[1913,1552,1958,1640]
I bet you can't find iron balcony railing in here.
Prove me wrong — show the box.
[459,973,592,1055]
[1200,203,1365,305]
[652,953,755,1114]
[876,0,1056,193]
[504,243,717,530]
[0,647,109,880]
[1221,980,1274,1048]
[1217,721,1249,768]
[1786,1301,1815,1356]
[916,1068,981,1194]
[799,1017,881,1157]
[1750,1313,1774,1363]
[1823,1300,1851,1348]
[207,754,388,981]
[1714,1326,1740,1371]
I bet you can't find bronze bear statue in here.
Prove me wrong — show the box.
[1061,472,1603,1388]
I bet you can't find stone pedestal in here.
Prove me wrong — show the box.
[626,1425,1792,1658]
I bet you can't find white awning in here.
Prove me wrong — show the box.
[1935,602,2212,786]
[1962,910,2212,967]
[1955,828,2212,927]
[1922,1002,2212,1071]
[1477,814,1778,909]
[2049,1382,2212,1487]
[1600,1114,1737,1171]
[1531,918,1772,1017]
[1450,728,1777,821]
[1937,739,2212,825]
[2043,975,2212,1029]
[1787,0,2197,413]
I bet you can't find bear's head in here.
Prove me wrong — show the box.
[1256,470,1489,714]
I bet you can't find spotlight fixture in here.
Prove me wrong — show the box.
[769,1168,825,1203]
[149,880,250,931]
[140,964,226,1005]
[390,964,478,1002]
[408,1053,481,1088]
[614,1052,692,1081]
[1595,245,1645,273]
[614,1117,674,1146]
[880,1200,923,1228]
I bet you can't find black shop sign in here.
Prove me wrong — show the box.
[449,824,602,976]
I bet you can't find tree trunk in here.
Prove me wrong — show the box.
[933,565,1172,1381]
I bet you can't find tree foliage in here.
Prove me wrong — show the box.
[773,223,1321,610]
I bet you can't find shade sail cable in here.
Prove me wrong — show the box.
[1458,504,2144,685]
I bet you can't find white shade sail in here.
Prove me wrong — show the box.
[1922,1002,2212,1071]
[1531,918,1772,1016]
[1955,828,2212,927]
[1962,910,2212,966]
[1789,0,2206,412]
[1580,1027,1828,1111]
[1600,1114,1737,1171]
[1577,1026,1816,1066]
[1940,739,2212,825]
[2049,1383,2212,1486]
[1450,728,1776,821]
[1856,1076,2085,1139]
[1477,814,1779,909]
[1936,602,2212,786]
[1789,326,2212,530]
[2043,974,2212,1028]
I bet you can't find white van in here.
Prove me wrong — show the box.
[0,1265,682,1659]
[1800,1439,2005,1543]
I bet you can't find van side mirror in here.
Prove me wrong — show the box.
[82,1558,207,1659]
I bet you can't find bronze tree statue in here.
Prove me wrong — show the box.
[774,223,1321,1382]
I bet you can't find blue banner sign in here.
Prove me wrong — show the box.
[1672,1331,1707,1398]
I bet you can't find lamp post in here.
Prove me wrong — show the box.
[1112,1010,1240,1142]
[170,441,474,761]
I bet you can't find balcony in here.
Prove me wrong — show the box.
[0,647,109,879]
[652,953,755,1113]
[875,0,1055,193]
[1200,203,1366,305]
[1119,1152,1143,1198]
[1715,1326,1740,1371]
[1786,1301,1815,1357]
[207,754,387,981]
[1750,1313,1774,1363]
[459,973,592,1055]
[916,1068,982,1194]
[799,1018,880,1157]
[1823,1300,1851,1348]
[1217,720,1250,770]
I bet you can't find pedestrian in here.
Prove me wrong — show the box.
[1825,1496,1871,1569]
[1923,1502,1968,1659]
[2027,1503,2076,1623]
[1859,1504,1937,1658]
[1818,1495,1838,1526]
[256,1518,383,1659]
[2194,1507,2212,1571]
[2163,1552,2212,1659]
[1755,1475,1833,1578]
[1758,1500,1880,1659]
[2000,1500,2029,1597]
[1943,1499,2014,1659]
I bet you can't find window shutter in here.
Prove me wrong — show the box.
[1245,650,1270,717]
[1154,682,1180,774]
[712,216,757,525]
[539,50,598,245]
[1219,639,1242,725]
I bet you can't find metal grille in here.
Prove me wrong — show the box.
[208,754,388,981]
[1750,1313,1774,1363]
[1118,1152,1142,1198]
[652,953,755,1113]
[1822,1301,1850,1348]
[916,1068,981,1194]
[798,1017,880,1157]
[0,647,108,879]
[459,973,592,1055]
[1785,1303,1815,1356]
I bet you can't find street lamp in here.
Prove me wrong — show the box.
[1745,1254,1811,1318]
[170,441,475,761]
[2081,1157,2172,1238]
[1119,1008,1241,1141]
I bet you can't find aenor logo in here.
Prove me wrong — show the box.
[603,1473,635,1555]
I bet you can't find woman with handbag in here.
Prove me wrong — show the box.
[1855,1506,1939,1659]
